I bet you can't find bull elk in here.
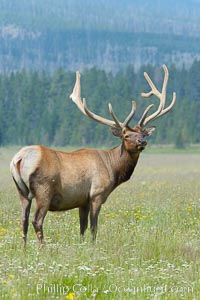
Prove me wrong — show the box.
[10,65,176,247]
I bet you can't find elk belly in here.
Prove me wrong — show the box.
[49,193,65,211]
[49,190,88,211]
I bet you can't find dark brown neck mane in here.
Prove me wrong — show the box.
[106,145,140,188]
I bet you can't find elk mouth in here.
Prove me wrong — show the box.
[136,140,147,151]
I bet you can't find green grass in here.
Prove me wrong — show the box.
[0,147,199,299]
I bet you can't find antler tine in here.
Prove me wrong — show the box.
[82,99,117,127]
[123,101,136,127]
[138,104,154,127]
[108,103,122,128]
[70,71,87,115]
[141,72,161,99]
[156,91,176,118]
[139,64,175,127]
[161,64,169,107]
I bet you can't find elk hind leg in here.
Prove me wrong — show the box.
[32,205,48,247]
[20,195,32,248]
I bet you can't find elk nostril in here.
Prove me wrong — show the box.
[137,139,147,146]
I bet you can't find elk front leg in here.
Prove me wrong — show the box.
[90,197,102,242]
[79,204,90,241]
[20,195,32,248]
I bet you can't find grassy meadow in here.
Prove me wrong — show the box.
[0,146,199,300]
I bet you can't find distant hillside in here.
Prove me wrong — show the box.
[0,0,200,73]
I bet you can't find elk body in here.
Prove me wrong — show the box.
[10,65,176,247]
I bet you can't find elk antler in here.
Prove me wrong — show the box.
[70,71,136,130]
[138,65,176,127]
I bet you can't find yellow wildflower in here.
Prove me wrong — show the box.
[66,292,75,299]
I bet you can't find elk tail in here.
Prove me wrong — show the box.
[10,157,33,201]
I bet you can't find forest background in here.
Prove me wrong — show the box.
[0,0,200,148]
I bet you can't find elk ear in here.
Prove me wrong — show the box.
[110,126,122,137]
[145,126,156,136]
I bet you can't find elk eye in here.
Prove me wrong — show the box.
[124,134,129,139]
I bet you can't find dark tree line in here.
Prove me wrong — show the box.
[0,62,199,148]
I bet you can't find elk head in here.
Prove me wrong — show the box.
[70,65,176,154]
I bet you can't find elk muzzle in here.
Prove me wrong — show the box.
[136,139,147,150]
